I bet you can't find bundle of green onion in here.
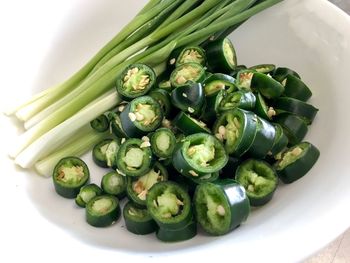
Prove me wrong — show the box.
[5,0,283,176]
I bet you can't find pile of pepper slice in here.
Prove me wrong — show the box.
[52,38,320,241]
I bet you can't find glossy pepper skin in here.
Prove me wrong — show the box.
[202,73,236,96]
[75,183,103,208]
[251,72,284,99]
[90,114,109,132]
[282,74,312,102]
[156,216,197,242]
[173,112,211,135]
[205,38,237,73]
[194,179,250,235]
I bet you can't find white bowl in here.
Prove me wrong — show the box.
[1,0,350,262]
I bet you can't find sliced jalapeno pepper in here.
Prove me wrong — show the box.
[201,90,226,124]
[127,162,168,207]
[92,138,120,169]
[149,88,174,118]
[101,171,127,200]
[86,195,121,227]
[249,64,275,74]
[213,109,258,157]
[173,111,211,135]
[120,96,163,138]
[52,157,90,198]
[269,123,289,156]
[220,156,241,179]
[194,179,250,235]
[116,63,156,100]
[273,97,318,124]
[170,62,206,88]
[236,69,255,91]
[172,133,228,178]
[218,90,256,112]
[251,72,284,99]
[158,79,173,92]
[156,216,197,242]
[202,73,237,96]
[75,183,103,208]
[272,67,301,83]
[150,128,176,158]
[90,114,109,132]
[274,142,320,184]
[274,113,308,145]
[170,82,205,115]
[205,38,237,73]
[230,65,247,78]
[116,138,153,177]
[282,74,312,102]
[123,201,158,235]
[109,112,128,138]
[170,46,207,68]
[254,92,277,120]
[236,159,278,206]
[146,181,192,230]
[246,117,276,159]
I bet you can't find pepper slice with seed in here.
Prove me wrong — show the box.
[101,171,127,200]
[172,133,228,178]
[149,88,174,119]
[213,109,258,157]
[202,73,237,96]
[235,159,278,206]
[52,157,90,198]
[251,72,284,99]
[75,183,103,208]
[123,201,158,235]
[236,69,255,91]
[254,92,277,121]
[249,64,276,74]
[173,111,211,135]
[205,38,237,73]
[120,96,163,138]
[146,181,192,230]
[86,195,121,227]
[170,62,206,88]
[194,179,250,235]
[218,90,256,112]
[92,138,120,169]
[274,142,320,184]
[126,162,168,207]
[173,46,207,67]
[109,112,128,138]
[116,64,156,100]
[150,128,176,158]
[116,138,153,177]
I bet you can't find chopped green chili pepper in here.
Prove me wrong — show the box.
[86,195,121,227]
[170,62,206,88]
[205,38,237,73]
[236,159,278,206]
[230,65,247,78]
[109,112,128,138]
[75,183,103,208]
[236,69,255,91]
[52,157,90,199]
[146,181,192,230]
[116,138,153,177]
[116,63,156,100]
[127,162,168,207]
[90,114,109,132]
[101,171,127,200]
[272,67,301,83]
[150,128,176,158]
[249,64,275,74]
[92,138,120,169]
[170,82,205,115]
[194,179,250,235]
[123,201,158,235]
[282,74,312,102]
[220,156,241,179]
[213,109,258,157]
[120,96,163,138]
[274,142,320,184]
[156,216,197,242]
[172,133,228,178]
[170,46,206,68]
[269,123,289,156]
[149,88,174,118]
[274,113,308,145]
[251,72,284,99]
[218,90,256,112]
[173,111,211,135]
[202,73,237,96]
[254,92,277,120]
[201,90,226,124]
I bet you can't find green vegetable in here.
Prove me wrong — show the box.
[202,73,236,96]
[205,38,237,73]
[101,171,127,200]
[150,128,177,158]
[90,114,109,132]
[92,139,120,169]
[86,195,121,227]
[75,184,103,208]
[170,62,206,88]
[173,111,211,135]
[251,72,284,99]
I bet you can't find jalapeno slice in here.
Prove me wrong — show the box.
[120,96,163,138]
[172,133,228,178]
[116,64,156,100]
[201,90,226,124]
[127,162,168,207]
[213,109,258,157]
[149,88,174,118]
[146,181,192,230]
[150,128,176,158]
[170,62,206,88]
[270,123,289,156]
[172,46,207,67]
[249,64,275,74]
[92,138,120,169]
[170,82,205,115]
[246,117,276,159]
[123,201,158,235]
[194,179,250,235]
[109,112,128,138]
[236,69,255,91]
[236,159,278,206]
[251,72,284,99]
[218,90,256,112]
[272,67,301,83]
[173,112,211,135]
[273,97,319,124]
[254,92,277,121]
[205,38,237,73]
[101,171,127,200]
[230,65,247,78]
[156,216,197,242]
[52,157,90,199]
[202,73,237,96]
[274,142,320,184]
[220,156,241,179]
[116,138,153,177]
[86,195,121,227]
[90,114,109,132]
[282,74,312,102]
[75,183,103,208]
[274,113,308,145]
